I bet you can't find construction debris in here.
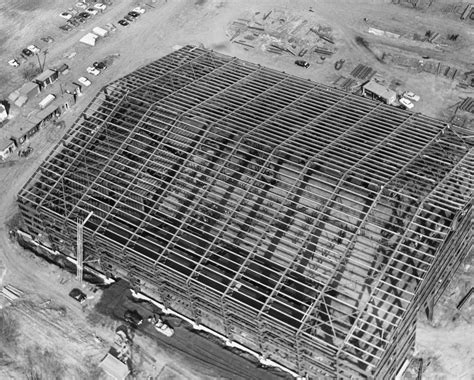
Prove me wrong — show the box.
[228,10,337,62]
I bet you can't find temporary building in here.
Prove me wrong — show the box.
[79,33,99,47]
[0,138,16,160]
[38,94,56,110]
[0,104,7,123]
[92,26,108,38]
[98,353,129,380]
[14,95,28,108]
[362,80,397,105]
[56,63,70,75]
[8,90,20,103]
[18,82,41,100]
[33,69,59,90]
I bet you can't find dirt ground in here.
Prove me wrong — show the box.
[0,0,472,379]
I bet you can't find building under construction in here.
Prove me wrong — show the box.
[18,46,473,379]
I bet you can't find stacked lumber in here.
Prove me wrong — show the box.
[1,284,24,301]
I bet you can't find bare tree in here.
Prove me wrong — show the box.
[23,345,65,380]
[0,310,20,350]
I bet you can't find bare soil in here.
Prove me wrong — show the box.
[0,0,472,378]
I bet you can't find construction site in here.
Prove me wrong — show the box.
[16,45,473,379]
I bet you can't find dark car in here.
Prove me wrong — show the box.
[69,288,87,304]
[123,14,135,22]
[128,11,140,18]
[59,24,73,32]
[295,60,310,68]
[93,61,107,70]
[68,18,80,26]
[118,19,129,27]
[22,48,33,57]
[124,309,143,327]
[78,11,91,19]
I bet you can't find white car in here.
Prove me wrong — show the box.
[86,7,99,15]
[76,2,87,9]
[86,66,100,76]
[8,59,20,67]
[399,98,414,110]
[94,3,107,11]
[78,76,91,87]
[148,315,174,337]
[60,12,72,20]
[132,6,146,14]
[27,45,41,54]
[402,91,420,102]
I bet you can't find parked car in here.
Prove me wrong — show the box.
[41,36,55,43]
[94,3,107,11]
[86,7,99,16]
[402,91,420,102]
[68,18,80,26]
[76,2,87,9]
[124,310,143,328]
[69,288,87,304]
[21,48,33,57]
[123,14,135,23]
[78,76,92,87]
[295,60,310,68]
[399,97,414,110]
[60,12,72,20]
[118,19,129,27]
[8,59,20,67]
[132,6,146,14]
[59,24,73,32]
[128,11,140,18]
[78,11,91,19]
[93,61,107,70]
[105,23,116,32]
[87,66,100,76]
[27,45,41,55]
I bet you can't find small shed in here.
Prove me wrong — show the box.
[8,90,20,103]
[92,26,108,38]
[0,138,16,160]
[30,103,60,126]
[18,82,40,100]
[362,81,397,105]
[80,33,99,47]
[14,95,28,108]
[34,69,59,90]
[0,104,7,123]
[39,94,56,110]
[57,63,70,75]
[98,353,130,380]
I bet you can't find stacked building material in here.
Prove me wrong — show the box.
[458,97,474,113]
[350,64,377,81]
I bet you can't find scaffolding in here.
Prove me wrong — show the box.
[17,46,473,379]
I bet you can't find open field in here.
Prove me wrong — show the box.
[0,0,472,379]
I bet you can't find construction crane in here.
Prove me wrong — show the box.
[76,211,94,284]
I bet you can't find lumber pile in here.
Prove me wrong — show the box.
[458,97,474,114]
[1,284,24,301]
[350,64,377,81]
